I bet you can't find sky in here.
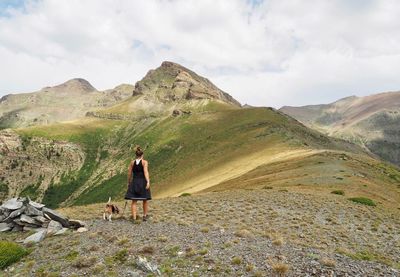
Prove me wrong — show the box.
[1,0,400,108]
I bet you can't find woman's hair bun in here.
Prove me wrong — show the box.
[135,145,144,157]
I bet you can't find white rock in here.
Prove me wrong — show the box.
[54,228,69,236]
[23,229,46,244]
[136,256,161,276]
[0,222,12,232]
[28,199,45,209]
[1,198,23,210]
[47,220,63,235]
[20,214,38,225]
[77,227,88,233]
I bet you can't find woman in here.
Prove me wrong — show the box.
[125,146,151,221]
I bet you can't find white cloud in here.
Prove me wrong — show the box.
[1,0,400,107]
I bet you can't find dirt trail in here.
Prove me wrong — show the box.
[157,148,323,198]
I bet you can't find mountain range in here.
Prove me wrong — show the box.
[0,61,399,212]
[280,91,400,166]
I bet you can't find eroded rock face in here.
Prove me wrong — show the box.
[0,129,84,202]
[132,61,241,107]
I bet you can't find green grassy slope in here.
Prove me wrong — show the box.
[15,104,371,208]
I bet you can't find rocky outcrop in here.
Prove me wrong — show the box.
[132,61,241,107]
[0,197,85,243]
[0,129,84,202]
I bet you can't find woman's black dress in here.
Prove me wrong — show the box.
[125,159,152,200]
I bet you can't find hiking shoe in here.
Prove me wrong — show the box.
[143,215,149,222]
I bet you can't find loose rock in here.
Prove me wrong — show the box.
[23,229,46,244]
[77,227,88,233]
[1,198,24,210]
[47,220,63,235]
[136,257,161,276]
[42,207,70,227]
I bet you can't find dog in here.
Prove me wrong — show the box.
[103,197,120,221]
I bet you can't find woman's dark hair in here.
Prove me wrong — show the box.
[135,146,144,158]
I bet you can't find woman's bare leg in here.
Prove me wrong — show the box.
[143,200,149,217]
[131,200,137,220]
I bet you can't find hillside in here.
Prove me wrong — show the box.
[280,91,400,166]
[1,62,400,275]
[0,79,133,129]
[0,62,398,210]
[1,189,399,276]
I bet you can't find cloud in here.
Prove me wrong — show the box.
[1,0,400,107]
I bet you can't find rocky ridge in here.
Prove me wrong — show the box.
[133,61,241,107]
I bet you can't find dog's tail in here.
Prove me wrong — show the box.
[107,197,111,204]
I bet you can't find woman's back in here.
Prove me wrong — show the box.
[132,159,145,177]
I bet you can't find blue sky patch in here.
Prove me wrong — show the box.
[0,0,29,17]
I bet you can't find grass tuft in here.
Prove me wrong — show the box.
[271,262,290,276]
[331,190,344,196]
[0,241,29,269]
[348,197,376,206]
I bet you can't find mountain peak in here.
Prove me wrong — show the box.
[133,61,241,106]
[43,78,97,93]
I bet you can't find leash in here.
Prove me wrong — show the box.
[121,200,128,218]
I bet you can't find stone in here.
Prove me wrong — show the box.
[126,271,141,277]
[23,226,39,232]
[28,199,45,209]
[25,205,43,217]
[68,219,85,228]
[13,219,24,226]
[20,214,39,225]
[42,207,69,227]
[23,229,46,244]
[33,216,48,224]
[11,225,23,232]
[54,228,69,236]
[47,220,63,235]
[8,207,26,219]
[136,256,161,276]
[76,227,88,233]
[1,198,23,210]
[0,222,12,232]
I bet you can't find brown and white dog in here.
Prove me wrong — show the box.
[103,197,120,221]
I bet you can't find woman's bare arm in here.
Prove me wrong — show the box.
[143,160,150,189]
[127,161,133,188]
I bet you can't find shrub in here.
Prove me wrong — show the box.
[231,256,242,265]
[262,186,273,190]
[348,197,376,206]
[271,262,289,276]
[234,229,251,238]
[73,256,97,268]
[320,257,336,267]
[139,245,155,255]
[331,190,344,196]
[113,249,128,263]
[64,250,79,261]
[0,241,29,269]
[179,193,191,197]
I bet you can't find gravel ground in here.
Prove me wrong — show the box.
[1,190,399,276]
